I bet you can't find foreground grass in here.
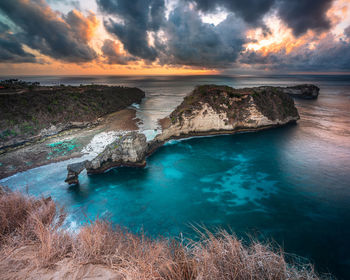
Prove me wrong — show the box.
[0,189,331,280]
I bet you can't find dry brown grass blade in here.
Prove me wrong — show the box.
[0,188,332,280]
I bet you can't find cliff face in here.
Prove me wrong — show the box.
[157,85,300,141]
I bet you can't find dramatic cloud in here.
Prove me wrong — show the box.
[157,7,246,67]
[240,34,350,71]
[64,10,98,43]
[98,0,165,61]
[97,0,247,67]
[101,39,136,64]
[96,0,339,69]
[0,22,36,63]
[188,0,334,35]
[276,0,333,36]
[0,0,97,63]
[187,0,275,25]
[0,0,349,73]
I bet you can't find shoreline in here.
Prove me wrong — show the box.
[1,83,310,180]
[0,120,298,181]
[158,119,298,142]
[0,108,140,180]
[143,120,298,164]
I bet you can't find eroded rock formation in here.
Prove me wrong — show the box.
[65,84,318,185]
[65,160,88,185]
[85,132,148,174]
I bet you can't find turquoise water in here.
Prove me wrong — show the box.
[1,74,350,279]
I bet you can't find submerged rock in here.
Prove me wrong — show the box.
[85,132,148,174]
[282,84,319,99]
[65,160,88,185]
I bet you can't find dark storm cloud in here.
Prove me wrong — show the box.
[97,0,166,61]
[276,0,333,36]
[0,22,36,63]
[101,39,136,65]
[188,0,334,36]
[0,0,97,63]
[157,7,246,68]
[97,0,247,67]
[0,0,343,71]
[97,0,337,69]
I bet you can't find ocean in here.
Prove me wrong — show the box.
[1,74,350,279]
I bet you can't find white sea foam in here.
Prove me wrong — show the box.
[82,131,127,159]
[130,103,140,109]
[142,129,160,141]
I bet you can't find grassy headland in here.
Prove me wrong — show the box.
[168,84,298,125]
[0,80,145,149]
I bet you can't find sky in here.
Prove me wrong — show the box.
[0,0,350,75]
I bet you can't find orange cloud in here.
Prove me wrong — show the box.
[66,10,99,42]
[244,1,345,59]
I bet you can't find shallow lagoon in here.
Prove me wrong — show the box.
[1,74,350,279]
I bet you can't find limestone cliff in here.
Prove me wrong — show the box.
[157,85,300,141]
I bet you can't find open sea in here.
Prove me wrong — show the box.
[1,74,350,279]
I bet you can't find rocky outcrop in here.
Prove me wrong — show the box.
[157,85,300,141]
[281,84,319,99]
[65,84,314,184]
[65,133,163,184]
[85,132,149,174]
[65,160,88,185]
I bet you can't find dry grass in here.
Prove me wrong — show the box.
[0,188,332,279]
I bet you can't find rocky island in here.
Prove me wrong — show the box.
[66,84,315,184]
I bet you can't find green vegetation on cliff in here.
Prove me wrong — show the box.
[168,84,299,125]
[0,81,145,146]
[251,87,299,120]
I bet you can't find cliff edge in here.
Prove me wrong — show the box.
[157,85,300,141]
